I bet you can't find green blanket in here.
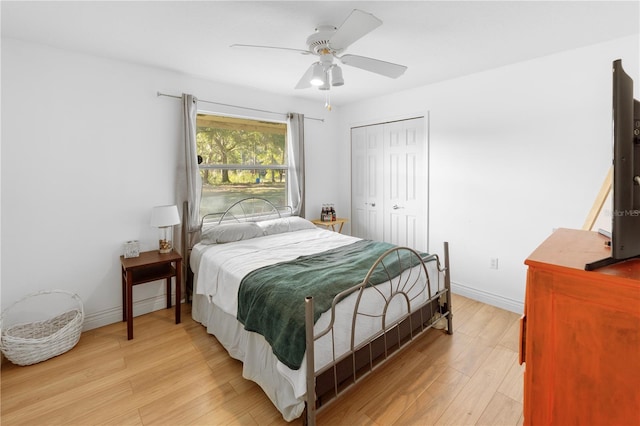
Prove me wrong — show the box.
[237,240,425,370]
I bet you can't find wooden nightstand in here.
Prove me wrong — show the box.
[311,218,348,233]
[120,250,182,340]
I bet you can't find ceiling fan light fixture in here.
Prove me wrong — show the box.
[232,9,407,98]
[330,65,344,86]
[310,62,326,86]
[319,73,330,90]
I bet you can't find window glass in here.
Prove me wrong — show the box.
[196,114,287,217]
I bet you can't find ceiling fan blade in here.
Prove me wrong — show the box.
[295,65,314,89]
[230,44,312,55]
[329,9,382,51]
[340,54,407,78]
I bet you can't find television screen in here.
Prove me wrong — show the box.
[586,60,640,270]
[612,60,640,260]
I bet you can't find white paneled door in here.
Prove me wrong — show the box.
[351,117,427,251]
[383,119,427,250]
[351,124,384,242]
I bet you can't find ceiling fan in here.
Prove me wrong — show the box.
[231,9,407,100]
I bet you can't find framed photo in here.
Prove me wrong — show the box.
[124,240,140,258]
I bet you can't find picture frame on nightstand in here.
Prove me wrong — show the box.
[124,240,140,258]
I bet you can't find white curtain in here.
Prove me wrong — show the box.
[182,93,202,234]
[287,113,305,216]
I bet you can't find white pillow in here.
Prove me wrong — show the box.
[257,216,316,236]
[288,216,317,232]
[200,222,264,244]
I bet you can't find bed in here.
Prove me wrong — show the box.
[183,198,452,424]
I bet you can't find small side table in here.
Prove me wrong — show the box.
[311,218,349,233]
[120,250,182,340]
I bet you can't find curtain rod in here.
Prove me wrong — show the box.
[157,91,324,122]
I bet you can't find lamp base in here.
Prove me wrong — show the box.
[158,239,172,254]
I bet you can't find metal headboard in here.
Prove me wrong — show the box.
[200,197,292,228]
[182,197,293,301]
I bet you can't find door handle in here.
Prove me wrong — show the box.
[393,205,404,210]
[365,202,376,207]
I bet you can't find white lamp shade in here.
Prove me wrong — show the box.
[318,73,330,90]
[330,65,344,86]
[310,62,326,86]
[150,205,181,227]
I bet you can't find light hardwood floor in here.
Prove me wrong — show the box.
[1,293,525,425]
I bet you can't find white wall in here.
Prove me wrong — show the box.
[0,38,339,329]
[3,34,638,328]
[337,35,639,313]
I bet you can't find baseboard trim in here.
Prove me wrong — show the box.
[82,293,179,331]
[451,281,524,314]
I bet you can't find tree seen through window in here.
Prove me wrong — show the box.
[196,114,288,216]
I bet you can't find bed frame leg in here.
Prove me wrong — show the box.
[444,241,453,335]
[305,296,316,426]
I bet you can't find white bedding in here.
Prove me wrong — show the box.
[192,228,360,315]
[191,227,442,421]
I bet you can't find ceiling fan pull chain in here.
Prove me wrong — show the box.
[325,91,332,111]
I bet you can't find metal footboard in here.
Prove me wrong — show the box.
[304,242,452,425]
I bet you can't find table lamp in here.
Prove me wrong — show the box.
[150,205,181,253]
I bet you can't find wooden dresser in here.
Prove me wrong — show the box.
[521,228,640,425]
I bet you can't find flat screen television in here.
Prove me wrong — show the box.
[586,59,640,270]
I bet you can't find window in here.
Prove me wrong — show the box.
[196,114,288,217]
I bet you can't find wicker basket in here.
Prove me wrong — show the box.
[1,290,84,366]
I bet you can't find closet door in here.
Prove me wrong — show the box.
[383,118,427,251]
[351,117,427,251]
[351,125,384,241]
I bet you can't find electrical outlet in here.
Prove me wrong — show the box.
[490,258,499,269]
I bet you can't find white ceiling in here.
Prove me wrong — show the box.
[2,1,638,106]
